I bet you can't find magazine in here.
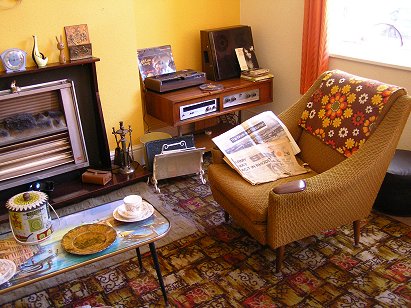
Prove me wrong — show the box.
[212,111,308,185]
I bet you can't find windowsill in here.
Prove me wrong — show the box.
[329,53,411,73]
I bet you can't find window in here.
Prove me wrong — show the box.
[327,0,411,69]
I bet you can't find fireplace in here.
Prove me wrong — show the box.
[0,79,89,190]
[0,58,150,219]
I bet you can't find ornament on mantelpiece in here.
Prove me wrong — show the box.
[55,35,66,64]
[64,24,93,61]
[32,35,48,68]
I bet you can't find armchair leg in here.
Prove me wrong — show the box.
[353,220,361,246]
[275,246,285,273]
[224,211,230,222]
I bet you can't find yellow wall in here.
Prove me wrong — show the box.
[135,0,240,71]
[0,0,239,149]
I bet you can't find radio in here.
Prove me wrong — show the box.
[223,89,259,108]
[180,98,217,120]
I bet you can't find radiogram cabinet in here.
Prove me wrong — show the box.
[145,78,273,142]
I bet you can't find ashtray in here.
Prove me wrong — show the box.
[199,83,224,92]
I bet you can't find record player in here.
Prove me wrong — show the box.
[137,45,206,93]
[144,69,206,93]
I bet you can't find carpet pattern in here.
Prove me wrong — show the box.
[3,162,411,307]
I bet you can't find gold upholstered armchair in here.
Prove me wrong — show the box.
[208,70,411,272]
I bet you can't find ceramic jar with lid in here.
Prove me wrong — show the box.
[6,191,54,244]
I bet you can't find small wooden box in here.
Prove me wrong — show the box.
[82,169,112,185]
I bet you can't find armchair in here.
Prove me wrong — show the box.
[208,70,411,272]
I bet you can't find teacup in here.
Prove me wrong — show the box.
[123,195,142,214]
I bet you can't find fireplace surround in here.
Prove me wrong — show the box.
[0,58,149,218]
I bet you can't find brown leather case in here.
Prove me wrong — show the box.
[82,169,112,185]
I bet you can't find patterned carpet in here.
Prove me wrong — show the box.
[3,157,411,307]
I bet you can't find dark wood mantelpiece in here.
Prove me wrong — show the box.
[0,58,150,220]
[0,57,100,78]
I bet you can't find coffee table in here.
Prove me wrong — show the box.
[0,199,170,305]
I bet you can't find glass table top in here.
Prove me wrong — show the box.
[0,199,170,294]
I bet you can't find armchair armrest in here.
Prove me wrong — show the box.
[267,96,411,248]
[268,147,387,247]
[272,180,306,194]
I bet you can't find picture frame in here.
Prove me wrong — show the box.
[64,24,92,61]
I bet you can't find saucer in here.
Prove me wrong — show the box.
[113,201,154,222]
[117,201,147,219]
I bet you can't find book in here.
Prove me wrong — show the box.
[241,73,274,82]
[242,68,270,77]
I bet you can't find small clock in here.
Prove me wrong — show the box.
[1,48,27,73]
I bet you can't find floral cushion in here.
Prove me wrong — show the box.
[298,70,406,157]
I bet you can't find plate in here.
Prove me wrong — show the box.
[61,224,117,255]
[113,201,154,222]
[0,259,16,285]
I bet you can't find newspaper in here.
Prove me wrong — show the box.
[212,111,308,185]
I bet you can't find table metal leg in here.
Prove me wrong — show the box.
[135,247,143,271]
[149,242,168,306]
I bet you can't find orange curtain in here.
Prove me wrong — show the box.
[300,0,329,94]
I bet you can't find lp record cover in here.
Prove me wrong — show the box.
[137,45,177,80]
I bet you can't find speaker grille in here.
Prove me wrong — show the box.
[201,26,254,81]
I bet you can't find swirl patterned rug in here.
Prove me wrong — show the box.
[3,160,411,307]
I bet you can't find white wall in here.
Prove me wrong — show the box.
[241,0,304,115]
[241,0,411,150]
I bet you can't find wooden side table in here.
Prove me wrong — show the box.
[145,78,273,150]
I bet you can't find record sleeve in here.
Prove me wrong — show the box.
[235,46,259,71]
[137,45,177,80]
